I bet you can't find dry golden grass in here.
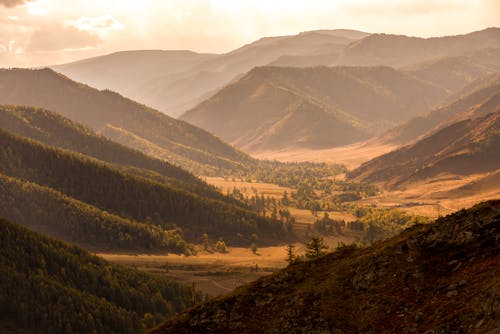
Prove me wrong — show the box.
[99,246,288,296]
[250,141,398,168]
[358,172,500,218]
[205,177,292,199]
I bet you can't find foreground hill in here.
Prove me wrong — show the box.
[181,66,448,151]
[54,30,369,116]
[0,129,285,249]
[0,105,233,202]
[338,27,500,67]
[151,200,500,333]
[350,111,500,189]
[0,217,198,333]
[0,68,250,175]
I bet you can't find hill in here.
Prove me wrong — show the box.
[404,48,500,94]
[349,111,500,189]
[0,217,198,333]
[52,50,217,99]
[0,105,234,202]
[0,129,285,248]
[181,66,448,152]
[338,27,500,67]
[377,74,500,145]
[150,200,500,333]
[53,30,369,116]
[0,68,252,175]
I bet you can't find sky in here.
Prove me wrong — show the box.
[1,0,499,67]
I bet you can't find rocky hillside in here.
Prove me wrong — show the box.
[181,66,448,152]
[150,200,500,333]
[350,111,500,189]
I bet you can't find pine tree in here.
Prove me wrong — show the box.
[285,244,296,264]
[305,236,328,259]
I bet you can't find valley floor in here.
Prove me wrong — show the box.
[250,141,397,168]
[99,232,356,297]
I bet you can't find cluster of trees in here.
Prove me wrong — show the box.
[252,161,346,188]
[0,129,287,247]
[0,218,200,333]
[310,205,431,243]
[347,205,431,243]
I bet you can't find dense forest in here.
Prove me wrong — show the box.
[0,105,238,205]
[0,218,200,333]
[0,173,192,253]
[0,129,287,247]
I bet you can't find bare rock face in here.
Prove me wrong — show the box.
[151,200,500,334]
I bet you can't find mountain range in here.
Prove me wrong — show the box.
[180,65,449,151]
[52,29,370,116]
[53,28,499,118]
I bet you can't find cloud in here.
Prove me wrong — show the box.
[74,15,124,32]
[0,0,32,8]
[27,24,100,52]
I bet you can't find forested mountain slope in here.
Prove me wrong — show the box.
[0,129,285,248]
[0,105,233,202]
[151,200,500,334]
[0,68,251,175]
[0,218,199,334]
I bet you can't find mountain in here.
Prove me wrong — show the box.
[150,200,500,334]
[0,68,251,175]
[52,50,217,98]
[0,129,285,248]
[0,105,233,202]
[0,217,198,334]
[338,27,500,67]
[349,111,500,189]
[181,66,448,152]
[53,30,369,116]
[403,48,500,94]
[377,73,500,145]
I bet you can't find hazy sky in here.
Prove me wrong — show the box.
[1,0,499,67]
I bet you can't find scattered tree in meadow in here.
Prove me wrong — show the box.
[215,239,227,253]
